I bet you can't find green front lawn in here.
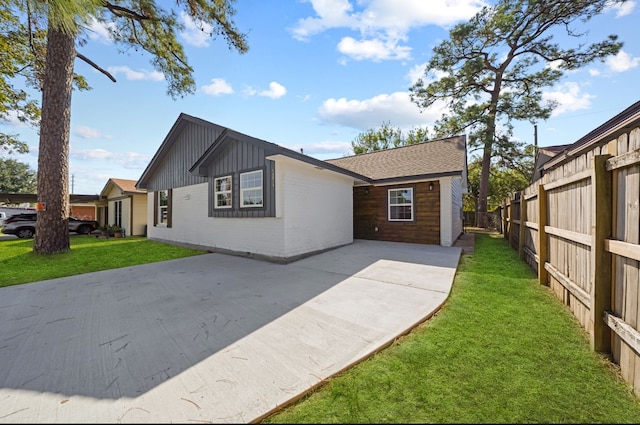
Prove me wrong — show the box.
[0,235,205,287]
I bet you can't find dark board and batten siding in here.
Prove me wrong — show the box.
[144,122,223,191]
[207,139,276,218]
[353,181,440,244]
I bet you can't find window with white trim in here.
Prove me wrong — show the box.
[158,190,168,224]
[115,200,123,227]
[240,170,263,207]
[388,188,413,221]
[214,176,232,208]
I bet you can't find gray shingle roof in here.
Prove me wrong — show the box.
[325,135,467,182]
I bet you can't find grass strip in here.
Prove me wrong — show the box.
[262,232,640,424]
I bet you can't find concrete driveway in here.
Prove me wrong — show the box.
[0,239,461,423]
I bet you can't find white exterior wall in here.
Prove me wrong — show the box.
[439,177,453,246]
[146,158,353,261]
[276,157,353,257]
[450,176,463,242]
[439,176,464,247]
[148,183,286,258]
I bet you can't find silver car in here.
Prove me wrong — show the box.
[1,213,99,238]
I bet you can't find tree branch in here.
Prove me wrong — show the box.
[76,52,116,82]
[103,2,152,21]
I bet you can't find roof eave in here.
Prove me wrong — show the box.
[370,170,464,186]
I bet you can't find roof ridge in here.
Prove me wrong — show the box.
[327,134,465,161]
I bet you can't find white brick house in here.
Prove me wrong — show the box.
[136,113,467,263]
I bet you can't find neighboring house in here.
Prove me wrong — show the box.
[1,194,99,219]
[70,202,96,220]
[96,178,148,236]
[531,144,571,182]
[136,113,467,263]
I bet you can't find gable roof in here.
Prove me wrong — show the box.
[325,135,467,184]
[137,113,227,189]
[137,113,469,189]
[137,113,371,188]
[101,178,146,198]
[189,127,371,183]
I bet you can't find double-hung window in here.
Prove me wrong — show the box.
[240,170,263,208]
[214,176,232,208]
[158,190,169,225]
[388,188,414,221]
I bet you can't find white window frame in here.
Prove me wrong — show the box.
[157,190,168,226]
[214,175,233,209]
[115,200,123,228]
[240,170,263,208]
[388,187,414,221]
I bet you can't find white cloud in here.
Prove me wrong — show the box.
[70,149,150,169]
[546,60,563,70]
[291,0,486,62]
[317,91,447,130]
[243,82,286,99]
[284,140,353,157]
[71,148,114,161]
[180,11,214,47]
[120,152,152,169]
[407,64,449,86]
[0,110,29,127]
[201,78,234,96]
[291,0,357,41]
[337,36,411,61]
[107,66,165,81]
[588,68,601,77]
[605,50,640,72]
[258,82,287,99]
[542,82,594,117]
[74,126,111,139]
[607,0,636,17]
[85,17,115,43]
[292,0,485,40]
[407,62,429,85]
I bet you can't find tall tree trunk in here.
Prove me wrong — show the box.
[34,25,75,254]
[477,141,492,228]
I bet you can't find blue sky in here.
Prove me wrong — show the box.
[2,0,639,195]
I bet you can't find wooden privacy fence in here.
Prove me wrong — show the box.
[501,123,640,397]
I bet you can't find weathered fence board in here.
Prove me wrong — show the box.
[500,117,640,396]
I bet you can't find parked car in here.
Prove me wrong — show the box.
[0,212,6,226]
[0,213,99,238]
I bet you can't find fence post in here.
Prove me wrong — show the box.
[519,192,526,259]
[509,194,516,247]
[502,200,509,240]
[538,184,548,285]
[591,155,612,353]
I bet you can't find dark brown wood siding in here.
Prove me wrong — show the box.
[353,181,440,244]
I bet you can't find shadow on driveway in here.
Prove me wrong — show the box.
[0,239,461,423]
